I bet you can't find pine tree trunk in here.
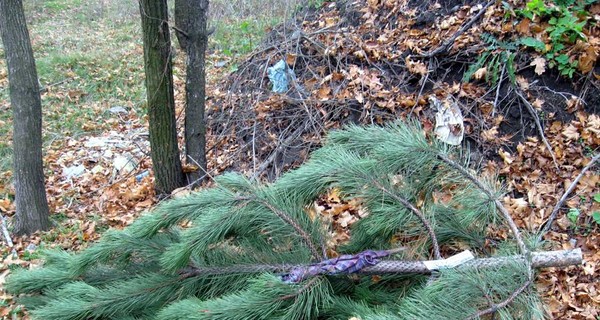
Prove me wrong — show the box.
[139,0,185,195]
[175,0,208,188]
[0,0,51,235]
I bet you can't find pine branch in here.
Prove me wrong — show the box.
[128,174,253,238]
[251,195,325,260]
[465,279,532,320]
[366,177,442,259]
[156,274,333,320]
[7,121,583,319]
[177,249,581,279]
[277,277,321,301]
[437,153,528,255]
[397,256,540,319]
[74,230,175,274]
[30,274,186,320]
[6,267,75,294]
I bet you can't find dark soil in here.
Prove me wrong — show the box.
[206,0,599,179]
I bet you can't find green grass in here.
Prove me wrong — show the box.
[0,0,299,191]
[209,0,299,55]
[42,0,81,11]
[0,0,144,188]
[211,17,282,56]
[0,143,11,174]
[0,7,297,319]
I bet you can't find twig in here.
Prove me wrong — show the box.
[437,154,528,255]
[473,273,498,310]
[39,78,71,93]
[538,153,600,239]
[252,121,257,174]
[277,277,321,301]
[0,213,14,247]
[411,58,432,116]
[250,124,306,181]
[492,64,505,117]
[253,196,324,260]
[186,155,217,184]
[242,26,340,63]
[417,0,495,58]
[170,24,189,39]
[515,88,560,171]
[288,74,324,134]
[465,280,532,320]
[369,178,442,260]
[535,84,578,103]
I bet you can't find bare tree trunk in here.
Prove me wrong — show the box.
[175,0,209,188]
[139,0,185,196]
[0,0,51,235]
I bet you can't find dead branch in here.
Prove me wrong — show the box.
[538,153,600,239]
[0,212,14,247]
[515,87,560,171]
[492,64,505,117]
[368,178,442,260]
[250,122,308,181]
[465,279,532,320]
[253,196,325,260]
[418,0,495,58]
[437,154,528,255]
[39,78,71,93]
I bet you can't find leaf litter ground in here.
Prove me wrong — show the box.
[1,0,600,318]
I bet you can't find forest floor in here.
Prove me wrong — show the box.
[1,0,599,319]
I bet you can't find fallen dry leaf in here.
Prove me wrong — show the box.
[530,57,546,75]
[562,124,580,140]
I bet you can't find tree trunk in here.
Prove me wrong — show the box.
[0,0,51,235]
[175,0,209,188]
[139,0,185,195]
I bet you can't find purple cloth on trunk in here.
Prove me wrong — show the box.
[281,250,392,283]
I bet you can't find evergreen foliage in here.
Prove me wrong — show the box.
[6,121,544,319]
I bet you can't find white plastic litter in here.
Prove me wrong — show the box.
[268,59,294,93]
[113,155,137,174]
[423,250,475,270]
[431,96,464,145]
[63,164,86,178]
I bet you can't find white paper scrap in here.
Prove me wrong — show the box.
[422,250,475,271]
[431,96,464,146]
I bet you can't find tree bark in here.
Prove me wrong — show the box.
[139,0,185,195]
[175,0,209,188]
[179,249,583,279]
[0,0,51,235]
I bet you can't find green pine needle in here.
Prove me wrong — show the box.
[5,121,540,319]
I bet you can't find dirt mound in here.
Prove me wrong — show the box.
[204,0,600,317]
[207,0,597,175]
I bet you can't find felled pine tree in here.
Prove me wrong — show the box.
[7,121,580,320]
